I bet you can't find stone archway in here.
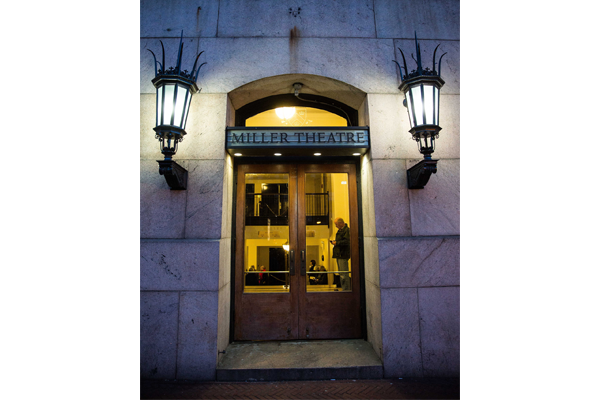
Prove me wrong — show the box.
[217,73,382,368]
[227,73,368,126]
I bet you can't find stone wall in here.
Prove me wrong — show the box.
[141,0,459,379]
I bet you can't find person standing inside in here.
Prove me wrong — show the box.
[259,265,266,285]
[331,217,351,291]
[308,259,317,285]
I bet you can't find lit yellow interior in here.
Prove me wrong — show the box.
[246,107,347,127]
[243,173,351,294]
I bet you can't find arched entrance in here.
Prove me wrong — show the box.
[226,75,369,341]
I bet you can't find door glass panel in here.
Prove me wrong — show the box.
[305,173,351,292]
[243,173,290,293]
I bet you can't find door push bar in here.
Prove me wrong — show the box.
[301,250,306,276]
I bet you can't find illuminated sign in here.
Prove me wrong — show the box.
[226,127,369,157]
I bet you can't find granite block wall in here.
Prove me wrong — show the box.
[141,0,459,379]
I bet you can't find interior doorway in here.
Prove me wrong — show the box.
[233,163,362,341]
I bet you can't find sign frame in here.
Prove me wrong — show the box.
[226,126,370,157]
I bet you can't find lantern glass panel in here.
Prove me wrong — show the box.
[181,90,192,129]
[405,91,415,128]
[162,84,176,126]
[423,84,435,125]
[156,86,163,126]
[434,86,439,125]
[173,85,188,128]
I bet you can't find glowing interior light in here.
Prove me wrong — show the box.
[274,153,282,156]
[341,181,347,185]
[353,153,360,156]
[314,153,321,156]
[275,107,296,120]
[234,153,242,156]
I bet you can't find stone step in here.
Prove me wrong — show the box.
[216,339,383,381]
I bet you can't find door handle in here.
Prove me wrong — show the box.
[289,250,295,276]
[300,250,306,276]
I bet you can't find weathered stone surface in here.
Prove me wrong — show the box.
[142,37,400,96]
[360,152,376,238]
[408,159,459,236]
[367,94,409,160]
[189,38,292,95]
[141,38,202,94]
[228,73,367,111]
[178,94,228,160]
[218,237,232,358]
[218,0,377,38]
[295,38,398,94]
[139,0,460,382]
[220,155,234,239]
[140,292,179,379]
[177,291,219,380]
[432,95,460,159]
[363,236,380,288]
[365,280,383,362]
[184,160,225,239]
[371,159,412,237]
[140,159,187,239]
[381,288,423,377]
[140,93,227,161]
[217,278,231,365]
[374,0,459,40]
[393,39,460,95]
[140,94,163,160]
[141,240,220,291]
[378,237,459,288]
[368,94,459,160]
[418,287,460,377]
[219,238,232,289]
[141,0,219,38]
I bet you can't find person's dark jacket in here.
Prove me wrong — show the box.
[332,224,350,259]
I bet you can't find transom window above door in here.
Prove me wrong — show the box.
[246,107,347,127]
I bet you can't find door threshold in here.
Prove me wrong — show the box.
[216,339,383,381]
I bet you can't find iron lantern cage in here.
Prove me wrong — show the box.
[148,32,207,190]
[394,33,447,189]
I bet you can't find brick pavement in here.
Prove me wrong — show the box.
[140,378,460,399]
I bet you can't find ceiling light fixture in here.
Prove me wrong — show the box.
[275,107,296,120]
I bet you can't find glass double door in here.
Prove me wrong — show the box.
[234,163,362,341]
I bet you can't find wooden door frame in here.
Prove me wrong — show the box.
[297,163,362,339]
[230,159,366,342]
[233,164,299,341]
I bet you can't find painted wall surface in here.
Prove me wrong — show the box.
[141,0,459,380]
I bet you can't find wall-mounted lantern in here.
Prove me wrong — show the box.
[148,32,207,190]
[394,33,447,189]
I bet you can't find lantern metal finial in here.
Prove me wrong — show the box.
[394,32,447,81]
[393,32,447,189]
[148,31,207,190]
[148,32,208,83]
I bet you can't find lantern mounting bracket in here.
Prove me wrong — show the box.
[407,159,437,189]
[157,160,188,190]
